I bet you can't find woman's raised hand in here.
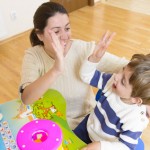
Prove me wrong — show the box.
[48,30,65,74]
[47,30,64,58]
[88,31,116,63]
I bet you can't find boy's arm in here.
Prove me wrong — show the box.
[80,60,112,89]
[80,31,115,88]
[79,60,99,86]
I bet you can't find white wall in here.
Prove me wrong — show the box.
[0,0,100,40]
[0,0,48,40]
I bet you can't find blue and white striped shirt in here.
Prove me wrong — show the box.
[80,60,149,150]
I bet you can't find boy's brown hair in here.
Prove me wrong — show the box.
[127,54,150,104]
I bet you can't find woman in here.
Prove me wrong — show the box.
[19,2,128,129]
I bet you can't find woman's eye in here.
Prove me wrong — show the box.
[54,31,59,34]
[65,27,70,31]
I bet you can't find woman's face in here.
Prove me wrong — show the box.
[41,13,71,50]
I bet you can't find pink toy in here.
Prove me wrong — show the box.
[16,119,63,150]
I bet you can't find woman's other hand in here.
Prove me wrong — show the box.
[81,141,101,150]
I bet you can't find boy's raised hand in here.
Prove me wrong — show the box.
[88,31,116,63]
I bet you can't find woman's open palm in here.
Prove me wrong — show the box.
[48,30,65,73]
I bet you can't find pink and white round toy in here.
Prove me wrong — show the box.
[16,119,63,150]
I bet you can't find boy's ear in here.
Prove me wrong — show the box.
[131,97,143,105]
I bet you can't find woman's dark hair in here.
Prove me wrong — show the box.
[30,2,68,46]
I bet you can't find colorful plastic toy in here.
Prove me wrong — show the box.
[16,119,63,150]
[0,89,86,149]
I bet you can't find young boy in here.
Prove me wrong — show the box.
[74,32,150,150]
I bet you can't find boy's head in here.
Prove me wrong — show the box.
[113,54,150,105]
[127,54,150,104]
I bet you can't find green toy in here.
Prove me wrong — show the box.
[0,89,86,150]
[32,89,86,150]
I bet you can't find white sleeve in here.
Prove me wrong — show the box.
[97,52,129,73]
[80,60,98,84]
